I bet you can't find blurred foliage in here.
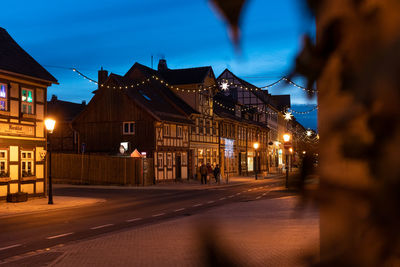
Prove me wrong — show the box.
[209,0,400,266]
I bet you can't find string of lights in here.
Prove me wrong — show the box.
[287,105,319,114]
[72,68,98,84]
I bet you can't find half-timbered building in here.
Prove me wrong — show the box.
[0,28,57,199]
[157,59,219,179]
[73,63,195,181]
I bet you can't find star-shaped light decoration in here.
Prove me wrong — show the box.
[306,130,312,137]
[284,111,292,121]
[221,82,229,91]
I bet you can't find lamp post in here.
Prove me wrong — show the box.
[283,134,291,188]
[45,118,56,204]
[253,142,259,180]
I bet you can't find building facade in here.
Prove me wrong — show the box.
[0,28,57,199]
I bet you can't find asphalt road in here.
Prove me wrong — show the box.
[0,178,291,263]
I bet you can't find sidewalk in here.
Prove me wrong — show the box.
[0,196,106,218]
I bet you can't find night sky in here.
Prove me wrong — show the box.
[2,0,317,129]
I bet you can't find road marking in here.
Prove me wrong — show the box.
[0,244,22,251]
[262,192,267,196]
[174,208,185,212]
[46,232,74,239]
[126,218,142,222]
[207,201,215,204]
[193,203,203,207]
[152,213,166,217]
[256,196,262,200]
[90,224,114,230]
[219,197,226,200]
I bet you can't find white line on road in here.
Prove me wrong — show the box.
[219,197,226,200]
[207,201,215,204]
[90,224,114,230]
[174,208,185,212]
[46,232,74,239]
[126,218,142,222]
[256,196,262,200]
[152,213,165,217]
[0,244,22,251]
[193,203,203,207]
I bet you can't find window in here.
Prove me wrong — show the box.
[21,151,34,177]
[177,126,182,138]
[21,88,34,114]
[167,153,172,169]
[0,150,8,177]
[163,124,170,137]
[157,153,164,169]
[0,83,7,111]
[123,122,135,135]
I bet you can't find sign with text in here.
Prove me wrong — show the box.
[0,123,34,136]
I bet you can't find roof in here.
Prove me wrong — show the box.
[104,63,196,125]
[0,28,57,83]
[218,69,269,104]
[158,66,212,85]
[47,97,86,122]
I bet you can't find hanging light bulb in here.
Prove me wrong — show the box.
[221,82,229,90]
[284,111,292,121]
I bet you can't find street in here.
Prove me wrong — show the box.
[0,177,308,264]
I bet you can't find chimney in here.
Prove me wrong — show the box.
[98,67,108,88]
[158,59,168,71]
[51,94,57,102]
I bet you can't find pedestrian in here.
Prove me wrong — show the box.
[200,163,207,184]
[213,164,220,184]
[206,163,213,183]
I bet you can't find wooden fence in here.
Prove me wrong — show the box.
[51,153,154,186]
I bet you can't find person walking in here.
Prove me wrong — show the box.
[200,163,207,184]
[213,164,220,184]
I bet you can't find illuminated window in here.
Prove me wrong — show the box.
[167,153,172,169]
[21,88,34,114]
[0,84,7,111]
[123,122,135,135]
[0,150,8,177]
[21,151,34,177]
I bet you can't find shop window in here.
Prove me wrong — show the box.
[123,122,135,135]
[21,151,34,177]
[0,83,8,111]
[0,150,8,177]
[21,88,34,114]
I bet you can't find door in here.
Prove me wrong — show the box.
[175,155,181,180]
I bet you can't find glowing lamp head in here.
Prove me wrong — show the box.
[45,118,56,133]
[221,82,229,91]
[283,134,291,143]
[302,151,306,155]
[289,147,293,153]
[253,142,259,149]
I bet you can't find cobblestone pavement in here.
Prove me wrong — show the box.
[45,196,318,267]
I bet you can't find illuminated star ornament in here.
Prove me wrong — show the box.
[221,82,229,90]
[284,111,292,121]
[306,130,312,137]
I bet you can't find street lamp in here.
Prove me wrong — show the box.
[253,142,259,180]
[283,133,291,188]
[45,118,56,204]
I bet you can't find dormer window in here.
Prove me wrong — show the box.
[0,83,7,111]
[21,88,34,114]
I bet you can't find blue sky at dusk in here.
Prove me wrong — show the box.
[2,0,317,129]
